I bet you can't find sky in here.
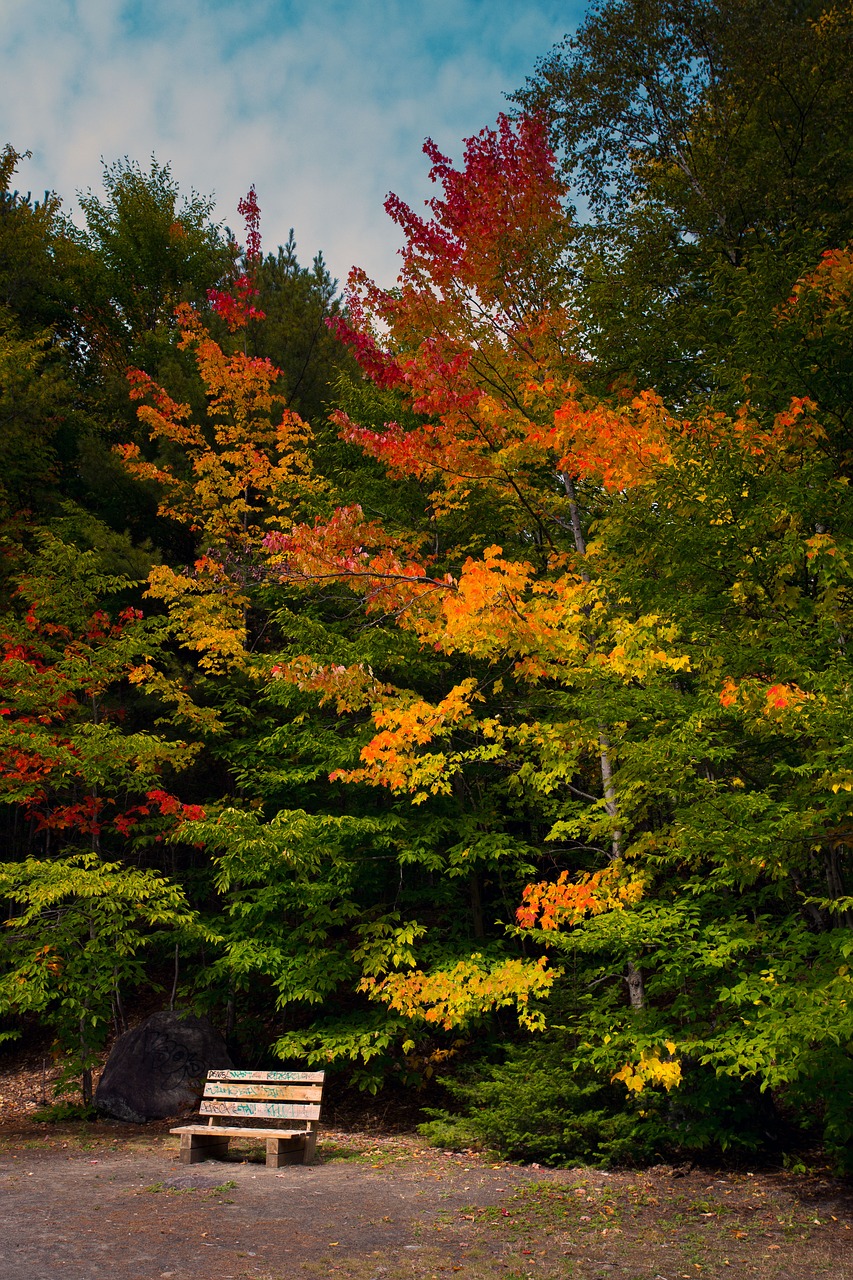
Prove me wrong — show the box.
[2,0,583,289]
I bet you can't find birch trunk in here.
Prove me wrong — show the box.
[559,471,642,1007]
[559,471,623,859]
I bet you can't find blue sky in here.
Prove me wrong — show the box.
[2,0,584,288]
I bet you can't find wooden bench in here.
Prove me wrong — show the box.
[170,1068,325,1168]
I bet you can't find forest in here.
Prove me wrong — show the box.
[0,0,851,1172]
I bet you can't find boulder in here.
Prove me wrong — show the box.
[95,1011,232,1123]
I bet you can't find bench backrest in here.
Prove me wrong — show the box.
[200,1069,325,1128]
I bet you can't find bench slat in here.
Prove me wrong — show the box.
[200,1099,321,1120]
[204,1082,323,1102]
[172,1124,310,1139]
[206,1069,324,1083]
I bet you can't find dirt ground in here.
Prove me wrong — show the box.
[2,1043,851,1279]
[1,1121,851,1280]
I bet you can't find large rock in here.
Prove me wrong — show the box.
[95,1011,232,1123]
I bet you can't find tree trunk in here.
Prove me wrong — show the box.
[79,1015,93,1107]
[561,471,643,997]
[169,943,180,1011]
[469,872,485,940]
[559,470,622,859]
[598,728,622,860]
[625,960,646,1011]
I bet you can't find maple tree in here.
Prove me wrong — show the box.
[263,111,853,1164]
[269,115,681,1009]
[113,198,443,1083]
[120,311,319,671]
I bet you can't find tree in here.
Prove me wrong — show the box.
[268,113,853,1164]
[0,148,104,543]
[79,156,226,361]
[517,0,853,243]
[269,113,671,1025]
[514,0,853,411]
[0,854,202,1106]
[253,235,357,427]
[112,182,552,1082]
[120,300,320,672]
[209,188,357,429]
[0,145,82,335]
[0,524,210,1097]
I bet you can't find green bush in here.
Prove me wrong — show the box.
[418,1034,813,1168]
[419,1039,669,1167]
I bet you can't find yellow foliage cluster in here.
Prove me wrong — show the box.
[122,306,321,669]
[611,1043,682,1093]
[365,953,555,1031]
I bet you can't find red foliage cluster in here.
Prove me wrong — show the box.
[208,275,265,331]
[208,186,266,331]
[237,185,262,263]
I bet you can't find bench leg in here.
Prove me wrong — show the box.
[303,1129,318,1165]
[266,1136,307,1169]
[180,1133,231,1165]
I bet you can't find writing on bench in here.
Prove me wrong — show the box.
[170,1068,325,1168]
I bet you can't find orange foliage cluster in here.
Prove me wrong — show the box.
[552,390,675,491]
[517,867,644,931]
[719,677,809,717]
[124,304,315,543]
[332,678,484,795]
[517,870,600,930]
[689,397,825,465]
[779,243,853,331]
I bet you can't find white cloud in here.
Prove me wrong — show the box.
[0,0,579,287]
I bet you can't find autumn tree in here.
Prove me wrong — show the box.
[120,313,317,671]
[265,115,673,1037]
[266,113,853,1165]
